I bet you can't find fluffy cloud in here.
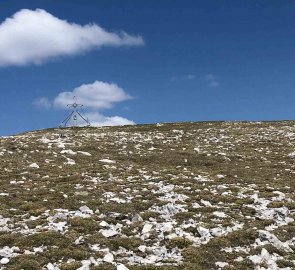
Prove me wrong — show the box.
[84,112,135,126]
[0,9,144,67]
[54,81,131,110]
[205,74,220,87]
[35,80,135,127]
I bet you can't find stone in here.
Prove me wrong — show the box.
[197,226,211,239]
[213,211,227,218]
[99,159,116,164]
[103,252,114,263]
[29,163,39,168]
[142,223,153,234]
[259,230,293,253]
[215,261,229,268]
[46,263,54,270]
[131,213,143,222]
[101,229,118,238]
[79,205,93,215]
[117,264,129,270]
[99,221,108,227]
[75,236,84,245]
[0,258,9,265]
[138,245,146,252]
[60,149,76,155]
[161,222,173,232]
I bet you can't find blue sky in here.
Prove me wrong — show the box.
[0,1,295,135]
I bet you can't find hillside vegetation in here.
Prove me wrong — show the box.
[0,121,294,270]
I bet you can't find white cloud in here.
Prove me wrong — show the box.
[54,81,131,110]
[84,112,135,126]
[0,9,144,67]
[205,74,220,87]
[35,80,135,127]
[33,97,51,109]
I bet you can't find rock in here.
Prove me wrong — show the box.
[79,205,93,215]
[259,230,293,253]
[99,159,116,164]
[194,147,200,152]
[99,221,108,227]
[75,236,84,245]
[161,222,173,232]
[234,256,244,262]
[131,213,143,222]
[101,229,118,238]
[192,202,201,208]
[138,245,147,252]
[33,247,44,253]
[60,149,76,155]
[103,252,114,263]
[77,151,92,156]
[200,199,212,207]
[166,233,177,239]
[197,226,211,239]
[0,258,9,265]
[249,248,271,265]
[66,158,75,165]
[117,264,129,270]
[48,221,67,232]
[29,163,39,168]
[90,244,100,252]
[288,151,295,158]
[215,261,229,268]
[210,227,226,237]
[46,263,59,270]
[77,260,91,270]
[142,223,153,234]
[213,211,227,218]
[145,255,158,263]
[0,246,16,258]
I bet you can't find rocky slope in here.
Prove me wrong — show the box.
[0,121,294,270]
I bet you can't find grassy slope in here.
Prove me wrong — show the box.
[0,121,294,270]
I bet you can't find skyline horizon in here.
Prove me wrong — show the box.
[5,118,295,137]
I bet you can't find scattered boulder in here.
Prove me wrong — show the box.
[259,230,293,253]
[142,223,153,234]
[101,229,119,238]
[79,205,93,215]
[103,252,114,263]
[0,258,9,265]
[131,213,143,222]
[117,264,129,270]
[29,163,39,168]
[138,245,147,252]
